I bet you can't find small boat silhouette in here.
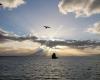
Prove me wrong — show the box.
[52,53,58,59]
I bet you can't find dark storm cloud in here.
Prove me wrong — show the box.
[58,0,100,17]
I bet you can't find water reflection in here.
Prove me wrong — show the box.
[0,57,100,80]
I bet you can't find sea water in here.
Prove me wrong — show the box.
[0,56,100,80]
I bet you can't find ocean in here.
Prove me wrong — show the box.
[0,56,100,80]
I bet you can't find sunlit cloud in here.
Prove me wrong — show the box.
[87,21,100,34]
[0,28,100,56]
[58,0,100,17]
[0,28,37,42]
[0,28,40,56]
[0,0,25,9]
[0,28,19,37]
[0,40,40,56]
[44,45,100,56]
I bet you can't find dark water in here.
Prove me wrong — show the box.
[0,56,100,80]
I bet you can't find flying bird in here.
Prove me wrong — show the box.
[43,26,51,29]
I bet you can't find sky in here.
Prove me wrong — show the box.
[0,0,100,56]
[0,0,100,40]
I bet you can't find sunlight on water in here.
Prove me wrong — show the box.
[0,57,100,80]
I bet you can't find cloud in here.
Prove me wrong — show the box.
[0,28,37,42]
[0,0,25,9]
[0,28,100,48]
[34,39,100,50]
[87,21,100,34]
[0,40,41,56]
[58,0,100,17]
[48,45,100,56]
[0,28,19,42]
[1,28,100,56]
[0,28,41,56]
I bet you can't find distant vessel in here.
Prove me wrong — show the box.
[52,53,58,59]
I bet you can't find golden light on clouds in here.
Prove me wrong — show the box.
[0,40,40,56]
[0,40,100,56]
[43,46,100,56]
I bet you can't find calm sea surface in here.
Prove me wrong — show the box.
[0,56,100,80]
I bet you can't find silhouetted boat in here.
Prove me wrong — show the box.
[52,53,58,59]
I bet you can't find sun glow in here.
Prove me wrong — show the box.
[0,40,40,56]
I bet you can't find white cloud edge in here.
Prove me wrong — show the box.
[0,0,26,9]
[86,21,100,34]
[58,0,100,17]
